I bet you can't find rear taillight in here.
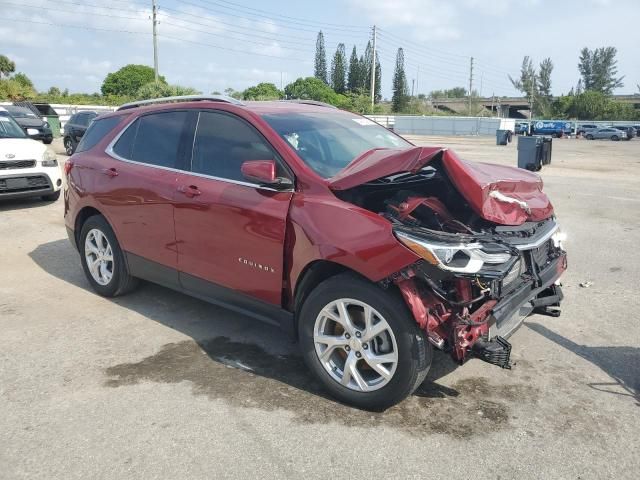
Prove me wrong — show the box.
[64,159,74,176]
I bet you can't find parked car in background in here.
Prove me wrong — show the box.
[64,96,567,410]
[63,111,98,155]
[3,105,53,144]
[585,128,627,141]
[0,107,62,201]
[577,124,598,136]
[612,126,636,140]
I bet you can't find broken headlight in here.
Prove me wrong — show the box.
[394,230,513,274]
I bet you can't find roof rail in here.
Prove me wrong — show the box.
[279,100,338,109]
[117,95,244,111]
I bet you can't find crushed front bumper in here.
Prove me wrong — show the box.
[489,252,567,339]
[396,250,567,366]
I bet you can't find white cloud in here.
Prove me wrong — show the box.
[348,0,460,40]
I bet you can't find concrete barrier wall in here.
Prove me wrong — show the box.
[392,116,516,136]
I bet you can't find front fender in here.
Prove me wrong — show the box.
[285,193,419,302]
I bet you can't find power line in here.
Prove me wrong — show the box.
[1,15,307,63]
[160,20,313,52]
[172,0,367,36]
[158,33,307,62]
[0,1,149,22]
[0,15,149,35]
[157,5,312,42]
[183,0,369,31]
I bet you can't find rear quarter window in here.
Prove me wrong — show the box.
[76,116,122,153]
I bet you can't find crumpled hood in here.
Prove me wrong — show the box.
[328,146,553,226]
[328,146,444,190]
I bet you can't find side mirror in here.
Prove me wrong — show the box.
[241,160,292,189]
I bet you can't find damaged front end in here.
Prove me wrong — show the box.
[333,148,567,368]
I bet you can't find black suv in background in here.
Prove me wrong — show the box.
[63,111,97,155]
[4,105,53,144]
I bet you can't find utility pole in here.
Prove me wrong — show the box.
[411,78,415,97]
[370,24,377,112]
[468,56,474,115]
[152,0,159,83]
[416,66,420,96]
[529,74,534,120]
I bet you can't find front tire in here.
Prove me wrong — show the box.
[298,273,432,410]
[79,215,138,297]
[586,134,594,140]
[611,135,619,141]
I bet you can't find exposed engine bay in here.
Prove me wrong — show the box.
[335,153,568,368]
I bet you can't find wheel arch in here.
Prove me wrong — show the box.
[74,206,104,249]
[291,259,408,339]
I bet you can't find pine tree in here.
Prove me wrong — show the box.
[363,41,372,91]
[374,57,381,103]
[331,43,347,94]
[392,48,409,112]
[578,47,624,94]
[538,58,553,98]
[347,46,360,92]
[314,31,327,84]
[537,58,553,115]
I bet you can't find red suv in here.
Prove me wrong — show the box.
[64,96,567,410]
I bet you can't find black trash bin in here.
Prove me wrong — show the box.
[540,136,552,166]
[496,129,509,146]
[517,135,553,171]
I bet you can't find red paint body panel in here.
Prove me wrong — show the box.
[90,155,179,268]
[173,171,292,305]
[440,150,554,225]
[285,192,420,301]
[328,146,443,190]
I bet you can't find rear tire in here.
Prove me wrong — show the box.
[79,215,138,297]
[586,134,594,140]
[298,273,432,410]
[611,135,619,141]
[42,190,61,202]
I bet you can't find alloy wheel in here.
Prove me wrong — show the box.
[84,228,114,286]
[313,298,398,392]
[65,138,74,155]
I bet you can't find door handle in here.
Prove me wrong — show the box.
[177,185,201,198]
[101,167,118,177]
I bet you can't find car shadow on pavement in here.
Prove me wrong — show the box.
[29,239,461,407]
[0,197,59,212]
[526,323,639,405]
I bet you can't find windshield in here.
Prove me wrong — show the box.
[0,114,27,138]
[262,112,411,178]
[5,107,37,118]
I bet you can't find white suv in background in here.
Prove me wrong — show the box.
[0,107,62,202]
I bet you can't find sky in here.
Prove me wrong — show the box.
[2,0,639,99]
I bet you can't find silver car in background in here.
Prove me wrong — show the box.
[584,127,627,141]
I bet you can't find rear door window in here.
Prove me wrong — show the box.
[112,111,191,170]
[76,116,122,153]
